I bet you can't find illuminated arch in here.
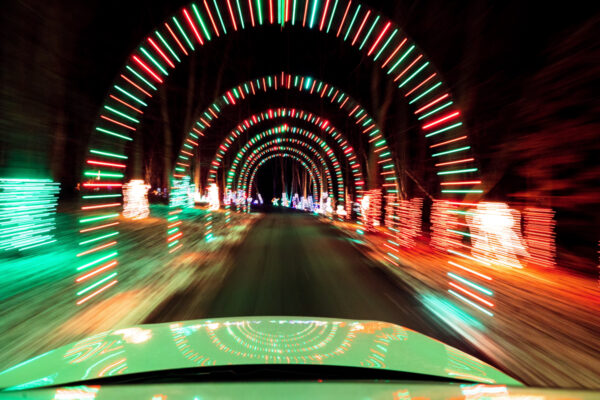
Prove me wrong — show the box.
[239,147,328,197]
[230,140,338,198]
[174,72,397,196]
[216,124,351,202]
[78,0,484,309]
[248,153,320,200]
[208,107,366,196]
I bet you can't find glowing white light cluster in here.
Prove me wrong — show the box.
[170,176,194,208]
[467,202,528,268]
[122,179,150,220]
[207,183,220,211]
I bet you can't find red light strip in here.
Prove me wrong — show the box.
[303,0,309,27]
[448,282,494,307]
[165,22,188,56]
[83,183,123,188]
[405,73,436,97]
[87,160,126,168]
[319,0,331,30]
[394,54,423,82]
[183,8,204,44]
[367,22,391,56]
[269,0,274,24]
[120,74,152,98]
[204,0,220,36]
[80,222,120,233]
[100,115,135,131]
[415,93,449,114]
[381,38,407,68]
[76,280,118,305]
[132,55,163,83]
[351,10,371,46]
[76,261,118,282]
[81,203,121,210]
[109,95,143,114]
[435,158,474,167]
[77,241,118,257]
[167,232,183,242]
[148,37,175,68]
[441,181,481,186]
[226,0,238,30]
[430,136,467,148]
[248,0,255,27]
[422,111,460,130]
[336,0,352,37]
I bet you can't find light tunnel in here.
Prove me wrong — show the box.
[247,153,320,202]
[235,144,331,197]
[77,0,486,316]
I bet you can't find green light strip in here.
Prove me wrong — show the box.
[104,105,139,123]
[77,252,118,271]
[387,45,415,73]
[359,15,379,50]
[95,127,132,141]
[344,4,361,41]
[437,168,477,176]
[326,0,339,33]
[408,81,442,104]
[125,66,157,91]
[84,171,125,178]
[192,3,211,40]
[172,16,194,50]
[448,272,493,296]
[373,29,397,60]
[425,122,463,137]
[236,0,245,29]
[442,189,483,193]
[398,61,429,88]
[431,146,470,157]
[114,85,147,106]
[79,213,119,224]
[212,0,227,34]
[79,231,119,246]
[90,150,128,159]
[155,31,180,62]
[140,47,168,75]
[77,273,118,296]
[82,194,122,199]
[417,101,453,120]
[448,290,493,317]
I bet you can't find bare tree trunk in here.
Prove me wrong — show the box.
[159,86,172,189]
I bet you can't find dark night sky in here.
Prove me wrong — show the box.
[1,1,599,263]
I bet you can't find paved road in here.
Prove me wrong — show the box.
[146,211,492,361]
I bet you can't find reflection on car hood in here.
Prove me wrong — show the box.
[0,316,521,390]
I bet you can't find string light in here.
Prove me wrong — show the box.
[122,180,151,220]
[524,207,556,268]
[0,178,60,251]
[466,202,528,269]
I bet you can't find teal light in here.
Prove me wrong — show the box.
[0,179,60,251]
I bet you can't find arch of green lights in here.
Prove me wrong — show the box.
[225,128,345,200]
[235,145,330,200]
[248,152,320,200]
[207,107,366,197]
[79,0,485,317]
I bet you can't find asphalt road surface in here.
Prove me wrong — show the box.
[146,210,490,362]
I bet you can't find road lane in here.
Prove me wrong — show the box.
[146,211,491,362]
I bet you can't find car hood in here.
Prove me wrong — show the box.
[0,316,521,390]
